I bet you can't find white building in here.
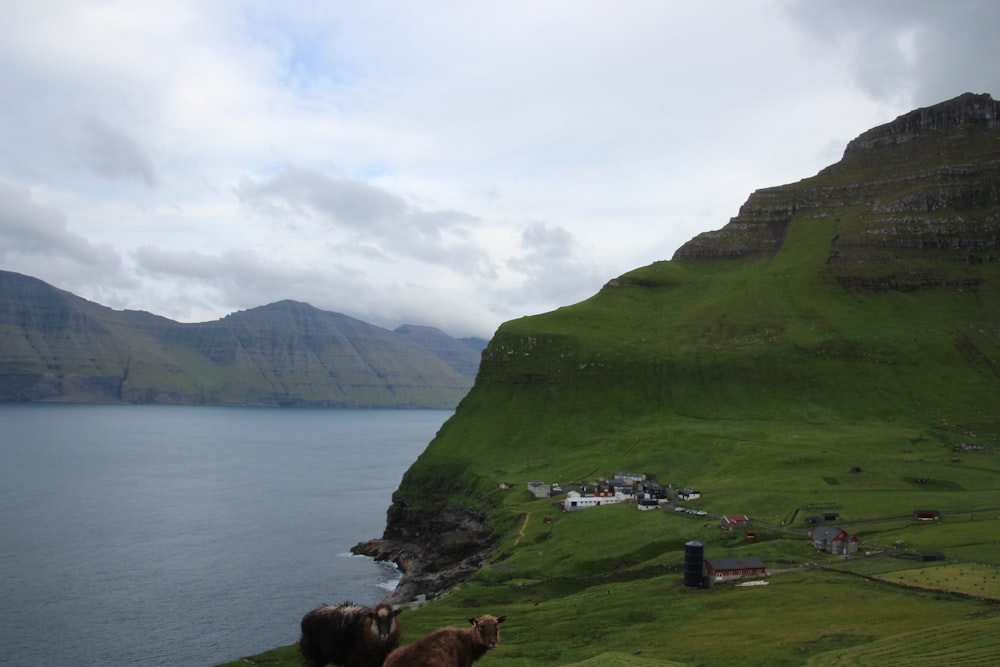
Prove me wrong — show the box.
[527,481,551,498]
[678,488,701,501]
[563,490,629,512]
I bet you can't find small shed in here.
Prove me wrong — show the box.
[704,556,768,587]
[527,481,551,498]
[918,551,946,562]
[678,488,701,501]
[721,515,751,530]
[914,510,941,521]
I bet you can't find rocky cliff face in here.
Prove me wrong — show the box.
[353,506,493,604]
[673,93,1000,291]
[842,92,1000,157]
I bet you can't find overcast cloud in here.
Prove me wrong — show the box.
[1,1,997,338]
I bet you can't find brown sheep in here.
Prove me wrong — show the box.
[299,601,402,667]
[381,614,507,667]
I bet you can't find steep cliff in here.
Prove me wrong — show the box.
[674,93,1000,292]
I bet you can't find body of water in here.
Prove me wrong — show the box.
[0,404,451,666]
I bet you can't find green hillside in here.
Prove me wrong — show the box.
[222,95,1000,665]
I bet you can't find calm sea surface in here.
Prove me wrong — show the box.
[0,404,451,666]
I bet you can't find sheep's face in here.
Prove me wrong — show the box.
[368,605,401,641]
[468,614,507,650]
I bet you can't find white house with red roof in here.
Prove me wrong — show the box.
[720,515,751,530]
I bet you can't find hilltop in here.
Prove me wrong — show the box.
[352,90,1000,590]
[0,272,483,408]
[317,94,1000,666]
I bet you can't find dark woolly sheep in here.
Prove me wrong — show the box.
[299,601,402,667]
[381,614,507,667]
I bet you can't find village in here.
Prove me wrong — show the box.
[523,470,949,588]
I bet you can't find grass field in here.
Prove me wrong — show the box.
[222,568,1000,667]
[873,562,1000,600]
[217,413,1000,666]
[804,615,1000,666]
[221,487,1000,667]
[217,128,1000,666]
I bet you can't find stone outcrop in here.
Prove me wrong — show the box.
[352,506,495,605]
[842,92,1000,158]
[673,93,1000,289]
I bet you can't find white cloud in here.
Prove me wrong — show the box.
[1,0,998,338]
[75,113,158,187]
[781,0,1000,106]
[0,180,120,270]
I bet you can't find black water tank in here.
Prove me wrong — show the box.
[684,540,704,587]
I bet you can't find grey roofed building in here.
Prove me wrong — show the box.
[809,525,859,555]
[527,481,551,498]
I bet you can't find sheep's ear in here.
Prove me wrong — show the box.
[497,616,507,624]
[392,608,402,617]
[468,617,477,626]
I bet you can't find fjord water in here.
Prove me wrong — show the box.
[0,404,451,666]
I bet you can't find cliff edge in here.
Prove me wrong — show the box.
[673,92,1000,288]
[358,93,1000,604]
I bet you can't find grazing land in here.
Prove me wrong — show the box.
[221,443,1000,667]
[218,95,1000,666]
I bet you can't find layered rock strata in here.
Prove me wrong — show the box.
[674,93,1000,290]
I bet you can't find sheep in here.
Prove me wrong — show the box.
[381,614,507,667]
[299,601,402,667]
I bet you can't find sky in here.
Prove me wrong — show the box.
[2,1,998,339]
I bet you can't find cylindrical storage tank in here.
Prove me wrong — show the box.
[684,540,704,587]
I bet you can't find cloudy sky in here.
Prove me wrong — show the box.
[2,1,998,338]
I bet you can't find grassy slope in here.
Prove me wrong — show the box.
[220,117,1000,665]
[222,210,1000,666]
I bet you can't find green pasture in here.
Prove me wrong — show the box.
[218,159,1000,665]
[274,381,998,666]
[226,347,999,665]
[221,478,1000,667]
[849,512,1000,558]
[415,406,999,532]
[874,562,1000,600]
[222,568,999,667]
[803,615,1000,666]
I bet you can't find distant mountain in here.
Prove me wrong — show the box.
[394,324,487,377]
[0,272,481,408]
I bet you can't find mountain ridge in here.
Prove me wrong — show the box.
[0,271,482,408]
[355,93,1000,607]
[674,92,1000,269]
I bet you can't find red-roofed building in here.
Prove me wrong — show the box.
[809,526,859,555]
[704,556,768,587]
[720,515,751,530]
